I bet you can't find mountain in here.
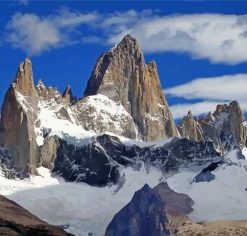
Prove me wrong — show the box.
[0,59,39,174]
[105,182,194,236]
[0,34,246,186]
[178,101,247,153]
[0,35,177,178]
[0,194,71,235]
[84,34,178,141]
[106,176,247,236]
[0,34,247,236]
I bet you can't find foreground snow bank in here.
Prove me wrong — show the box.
[0,166,162,236]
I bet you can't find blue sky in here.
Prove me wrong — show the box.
[1,1,247,119]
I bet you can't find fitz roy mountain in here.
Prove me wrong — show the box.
[1,34,247,236]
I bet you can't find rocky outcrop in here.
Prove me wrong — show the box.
[0,59,40,174]
[0,194,72,235]
[105,184,169,236]
[84,34,178,141]
[36,80,63,105]
[105,182,194,236]
[53,134,219,186]
[178,101,247,153]
[193,161,222,183]
[177,111,205,142]
[62,85,76,105]
[176,220,247,236]
[40,136,59,169]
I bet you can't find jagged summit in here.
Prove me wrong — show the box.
[177,110,204,143]
[113,34,143,57]
[178,100,247,153]
[120,34,137,44]
[13,58,36,97]
[62,85,75,104]
[84,34,143,98]
[84,34,178,141]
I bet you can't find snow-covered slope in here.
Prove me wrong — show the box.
[35,94,96,147]
[1,149,247,236]
[0,166,162,236]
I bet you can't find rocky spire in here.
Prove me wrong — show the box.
[0,59,39,174]
[228,100,246,146]
[62,85,75,104]
[83,34,178,141]
[36,79,47,98]
[177,110,205,142]
[13,58,36,97]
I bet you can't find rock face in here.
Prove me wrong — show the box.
[177,111,205,142]
[0,59,39,174]
[105,182,194,236]
[84,34,178,141]
[193,161,222,183]
[53,134,219,186]
[178,101,247,153]
[0,194,71,235]
[105,184,169,236]
[62,85,76,105]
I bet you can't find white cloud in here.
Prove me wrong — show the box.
[5,9,99,55]
[4,9,247,63]
[166,74,247,119]
[102,13,247,64]
[166,74,247,102]
[6,13,62,55]
[3,8,247,64]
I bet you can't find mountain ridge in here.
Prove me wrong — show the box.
[0,34,246,183]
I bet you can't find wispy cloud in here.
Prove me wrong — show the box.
[166,74,247,119]
[104,13,247,64]
[166,74,247,102]
[4,8,99,55]
[4,9,247,64]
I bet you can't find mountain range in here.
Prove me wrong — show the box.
[0,34,247,235]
